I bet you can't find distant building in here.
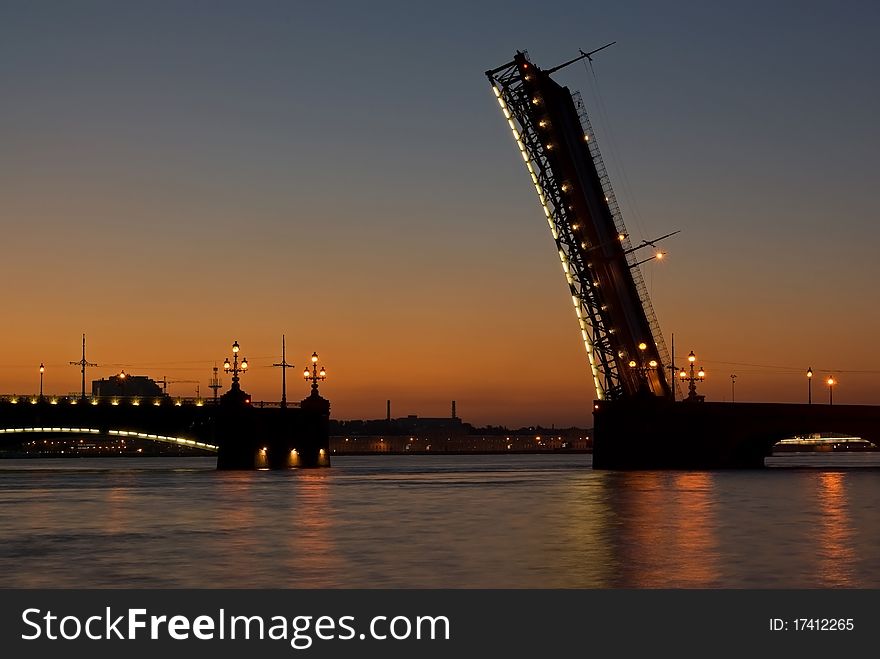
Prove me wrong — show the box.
[92,374,163,398]
[395,415,464,434]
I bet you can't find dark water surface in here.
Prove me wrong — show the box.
[1,454,878,588]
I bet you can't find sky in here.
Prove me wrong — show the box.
[2,0,879,426]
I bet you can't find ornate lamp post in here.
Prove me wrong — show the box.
[627,341,658,391]
[807,367,813,404]
[303,351,326,395]
[827,376,835,405]
[39,363,45,400]
[223,340,249,397]
[730,373,737,403]
[679,351,705,402]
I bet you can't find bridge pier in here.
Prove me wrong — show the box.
[593,398,880,469]
[214,386,331,470]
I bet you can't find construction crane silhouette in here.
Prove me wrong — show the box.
[158,377,200,397]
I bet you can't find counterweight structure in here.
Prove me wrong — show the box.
[487,51,672,401]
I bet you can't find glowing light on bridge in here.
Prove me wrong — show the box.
[491,82,604,399]
[107,430,217,451]
[0,427,217,452]
[0,427,101,434]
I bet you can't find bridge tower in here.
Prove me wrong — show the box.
[486,50,672,401]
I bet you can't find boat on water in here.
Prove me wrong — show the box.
[773,435,878,453]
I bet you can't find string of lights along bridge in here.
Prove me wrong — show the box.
[487,45,678,403]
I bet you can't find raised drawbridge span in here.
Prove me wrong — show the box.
[487,49,880,468]
[487,49,673,402]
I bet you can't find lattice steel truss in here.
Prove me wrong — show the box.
[487,52,672,401]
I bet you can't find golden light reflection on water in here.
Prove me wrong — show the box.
[603,471,720,587]
[816,472,855,587]
[616,472,668,587]
[287,471,342,583]
[213,473,259,572]
[103,485,130,535]
[2,456,880,588]
[667,473,718,587]
[558,471,614,588]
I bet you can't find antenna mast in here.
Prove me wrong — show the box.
[545,41,616,74]
[272,334,295,408]
[209,364,222,403]
[69,333,98,400]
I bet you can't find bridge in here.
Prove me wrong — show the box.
[0,365,331,470]
[593,399,880,468]
[487,49,880,468]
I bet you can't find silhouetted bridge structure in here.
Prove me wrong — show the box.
[0,392,330,470]
[487,49,880,468]
[593,399,880,468]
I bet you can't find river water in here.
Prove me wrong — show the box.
[1,454,878,588]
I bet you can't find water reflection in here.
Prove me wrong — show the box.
[103,485,130,535]
[612,472,667,587]
[1,456,879,588]
[558,470,614,588]
[816,472,855,587]
[288,471,341,585]
[212,473,259,582]
[602,472,719,587]
[667,473,718,587]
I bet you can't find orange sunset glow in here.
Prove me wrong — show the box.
[3,3,879,427]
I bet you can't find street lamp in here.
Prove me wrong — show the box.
[223,340,249,391]
[39,363,45,399]
[679,350,705,402]
[807,367,813,405]
[730,374,736,403]
[627,341,659,391]
[304,351,326,395]
[827,376,835,405]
